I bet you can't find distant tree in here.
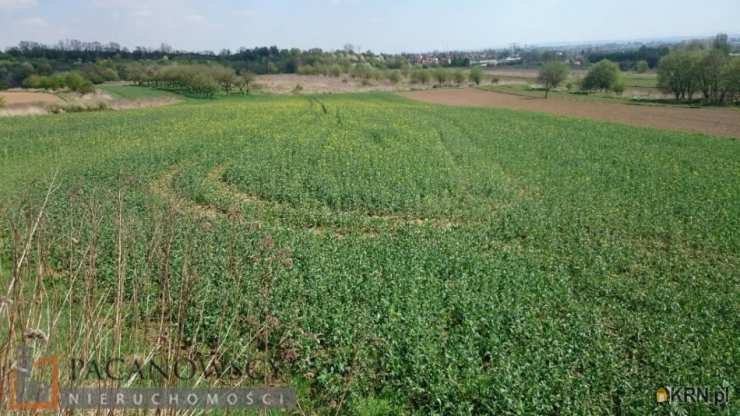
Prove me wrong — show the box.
[410,69,431,85]
[64,72,95,93]
[697,49,729,104]
[189,72,219,97]
[713,33,731,55]
[537,61,569,98]
[657,50,701,101]
[387,69,402,84]
[635,60,649,73]
[469,67,483,85]
[582,59,621,93]
[433,68,448,86]
[328,64,342,77]
[452,70,466,86]
[721,57,740,104]
[235,72,256,94]
[212,66,237,93]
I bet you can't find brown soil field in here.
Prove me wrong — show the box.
[401,88,740,138]
[256,74,426,94]
[0,90,64,105]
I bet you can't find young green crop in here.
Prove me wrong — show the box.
[0,93,738,415]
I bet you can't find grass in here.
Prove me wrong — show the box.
[98,83,180,100]
[622,72,659,89]
[0,93,738,415]
[479,83,704,108]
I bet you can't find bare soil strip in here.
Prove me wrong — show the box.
[401,88,740,138]
[0,91,63,105]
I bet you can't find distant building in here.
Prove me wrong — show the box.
[471,59,498,67]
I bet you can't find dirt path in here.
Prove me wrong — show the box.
[0,91,63,105]
[401,88,740,138]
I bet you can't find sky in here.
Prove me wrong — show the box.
[1,0,739,53]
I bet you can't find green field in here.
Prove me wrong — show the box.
[98,83,181,99]
[1,94,738,415]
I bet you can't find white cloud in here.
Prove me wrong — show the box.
[0,0,37,8]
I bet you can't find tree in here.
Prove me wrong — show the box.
[657,50,701,101]
[697,49,728,104]
[64,72,95,93]
[235,72,256,94]
[469,67,483,85]
[212,66,236,94]
[387,69,402,84]
[635,60,649,73]
[713,33,731,55]
[410,69,430,85]
[452,70,466,86]
[433,68,448,86]
[582,59,621,93]
[720,57,740,104]
[189,72,219,97]
[537,61,569,98]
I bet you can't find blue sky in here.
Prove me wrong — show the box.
[1,0,738,52]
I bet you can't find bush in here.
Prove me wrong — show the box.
[452,70,466,86]
[469,67,483,85]
[387,70,402,84]
[720,57,740,104]
[432,68,448,86]
[292,83,304,94]
[0,95,5,109]
[657,50,702,101]
[328,65,342,77]
[635,60,649,73]
[410,69,431,85]
[537,61,569,98]
[297,65,320,76]
[188,72,219,97]
[63,72,95,93]
[582,60,621,93]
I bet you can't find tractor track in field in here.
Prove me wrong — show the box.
[149,166,468,238]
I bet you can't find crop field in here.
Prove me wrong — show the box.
[1,93,738,415]
[98,84,181,100]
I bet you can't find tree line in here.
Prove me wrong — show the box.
[656,37,739,104]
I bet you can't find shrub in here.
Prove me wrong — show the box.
[188,72,219,97]
[469,67,483,85]
[0,95,5,109]
[720,57,740,104]
[432,68,448,86]
[635,60,649,73]
[582,59,621,93]
[387,70,402,84]
[452,70,466,86]
[235,72,256,95]
[292,83,304,94]
[410,69,431,85]
[328,65,342,77]
[297,65,320,76]
[537,61,569,98]
[657,50,702,101]
[64,72,95,93]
